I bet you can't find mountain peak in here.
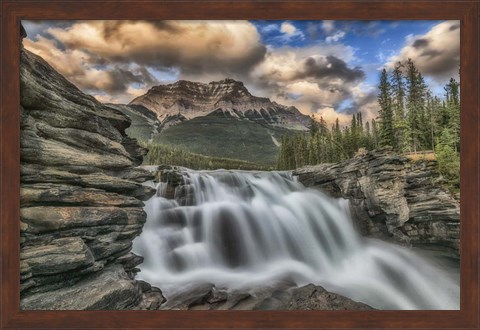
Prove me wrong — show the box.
[147,78,251,97]
[129,78,310,130]
[210,78,244,86]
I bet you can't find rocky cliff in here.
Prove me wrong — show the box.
[293,148,460,257]
[129,79,310,130]
[19,45,165,310]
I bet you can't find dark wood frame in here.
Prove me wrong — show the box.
[1,1,478,329]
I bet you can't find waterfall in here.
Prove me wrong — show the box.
[132,169,459,310]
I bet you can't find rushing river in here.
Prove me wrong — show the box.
[132,169,459,310]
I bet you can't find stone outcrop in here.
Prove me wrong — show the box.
[293,148,460,257]
[19,43,164,309]
[158,282,373,311]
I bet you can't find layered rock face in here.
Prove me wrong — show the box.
[293,149,460,256]
[129,79,310,130]
[19,48,164,310]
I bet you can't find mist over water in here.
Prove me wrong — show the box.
[133,170,459,310]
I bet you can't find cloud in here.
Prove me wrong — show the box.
[298,55,364,82]
[45,20,267,76]
[320,20,350,44]
[251,46,362,89]
[24,35,158,95]
[326,31,346,43]
[24,20,267,103]
[341,85,379,121]
[322,20,335,34]
[271,21,305,44]
[411,38,429,48]
[313,107,353,127]
[350,21,386,37]
[387,21,460,81]
[260,23,279,34]
[23,19,380,125]
[280,22,297,35]
[250,45,371,123]
[94,85,149,104]
[251,43,357,83]
[309,84,379,127]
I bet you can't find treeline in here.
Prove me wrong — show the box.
[277,112,379,170]
[142,143,273,171]
[277,59,460,188]
[377,59,459,155]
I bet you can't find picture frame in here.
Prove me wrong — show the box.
[1,0,478,328]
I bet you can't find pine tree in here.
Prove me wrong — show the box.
[365,121,372,150]
[435,128,460,188]
[405,58,428,152]
[425,92,436,151]
[444,78,460,153]
[372,119,379,149]
[318,116,328,136]
[356,112,364,146]
[417,71,430,149]
[391,62,407,151]
[350,114,358,152]
[309,115,319,137]
[378,68,395,148]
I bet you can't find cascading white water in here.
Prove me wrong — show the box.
[132,169,459,310]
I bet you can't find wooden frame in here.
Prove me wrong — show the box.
[1,1,478,329]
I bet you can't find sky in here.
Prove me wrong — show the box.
[22,20,460,126]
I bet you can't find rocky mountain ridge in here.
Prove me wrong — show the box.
[129,78,310,130]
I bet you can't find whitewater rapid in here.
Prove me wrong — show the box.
[132,169,459,310]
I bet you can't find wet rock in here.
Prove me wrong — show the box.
[159,282,373,311]
[279,284,373,310]
[20,265,142,310]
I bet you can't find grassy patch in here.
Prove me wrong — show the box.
[404,151,436,162]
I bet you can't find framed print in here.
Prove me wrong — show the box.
[1,0,479,329]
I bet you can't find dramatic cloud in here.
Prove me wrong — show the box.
[24,36,158,95]
[24,20,267,103]
[47,20,266,75]
[250,45,369,122]
[387,21,460,81]
[341,85,379,122]
[22,19,456,126]
[251,44,357,84]
[298,56,364,82]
